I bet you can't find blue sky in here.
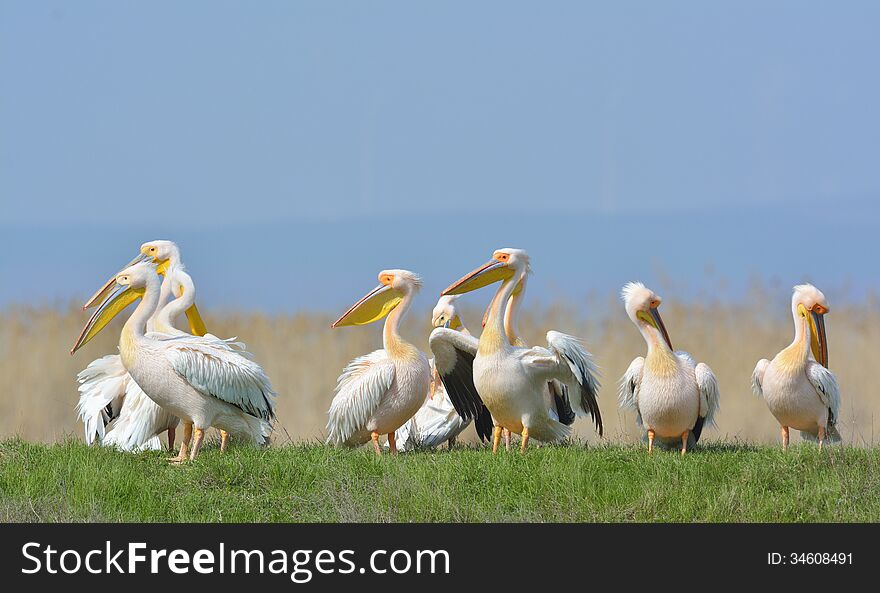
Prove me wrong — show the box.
[1,2,877,311]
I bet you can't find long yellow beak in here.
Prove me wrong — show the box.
[442,260,514,296]
[638,307,673,350]
[71,282,143,354]
[83,254,170,310]
[809,310,829,367]
[331,284,402,328]
[185,303,208,336]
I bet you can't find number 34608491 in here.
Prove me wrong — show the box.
[768,553,852,565]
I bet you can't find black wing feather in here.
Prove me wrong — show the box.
[549,381,576,426]
[436,346,485,422]
[473,404,494,442]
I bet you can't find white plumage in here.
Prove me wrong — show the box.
[75,354,131,445]
[165,334,275,422]
[327,350,396,446]
[326,269,431,455]
[752,284,841,448]
[72,260,278,461]
[439,248,602,452]
[618,282,719,452]
[75,241,206,452]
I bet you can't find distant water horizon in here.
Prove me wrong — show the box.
[2,203,874,313]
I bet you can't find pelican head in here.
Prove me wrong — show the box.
[139,240,181,270]
[71,262,160,354]
[82,240,181,310]
[793,283,830,367]
[432,295,463,329]
[622,282,673,350]
[442,248,530,296]
[332,269,422,328]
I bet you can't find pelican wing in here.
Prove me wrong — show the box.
[103,380,179,451]
[163,336,277,421]
[429,328,485,422]
[76,354,129,444]
[751,359,769,399]
[521,331,603,435]
[806,361,841,426]
[694,362,720,427]
[327,349,395,445]
[618,357,645,426]
[548,380,576,426]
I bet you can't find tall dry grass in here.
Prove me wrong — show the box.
[2,288,879,446]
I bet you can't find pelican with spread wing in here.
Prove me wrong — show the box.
[752,284,841,449]
[436,248,602,453]
[618,283,720,454]
[71,262,276,461]
[75,240,206,451]
[395,296,493,450]
[327,270,431,455]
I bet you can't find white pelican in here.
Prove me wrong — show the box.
[436,248,602,453]
[752,284,841,450]
[618,282,720,454]
[394,296,493,450]
[102,267,203,451]
[483,276,578,428]
[71,262,276,461]
[327,269,431,455]
[75,240,205,450]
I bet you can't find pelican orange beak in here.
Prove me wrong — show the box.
[638,306,673,350]
[809,307,829,367]
[331,283,403,328]
[71,280,143,354]
[442,259,515,296]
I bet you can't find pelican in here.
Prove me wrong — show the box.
[442,275,576,450]
[71,262,276,461]
[435,248,602,453]
[394,296,493,450]
[618,282,720,454]
[483,275,578,430]
[75,240,206,451]
[102,267,204,451]
[327,270,431,455]
[752,284,841,450]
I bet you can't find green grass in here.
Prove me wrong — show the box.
[1,439,878,522]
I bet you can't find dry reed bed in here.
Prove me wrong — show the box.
[2,293,878,446]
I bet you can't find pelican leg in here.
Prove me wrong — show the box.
[167,426,176,452]
[188,428,206,461]
[387,432,398,456]
[647,429,655,454]
[492,426,503,454]
[220,430,229,455]
[680,430,689,456]
[167,422,192,464]
[818,426,826,451]
[781,426,789,451]
[503,428,511,451]
[370,431,382,456]
[520,427,530,454]
[447,436,456,450]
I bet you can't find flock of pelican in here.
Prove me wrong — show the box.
[70,242,843,461]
